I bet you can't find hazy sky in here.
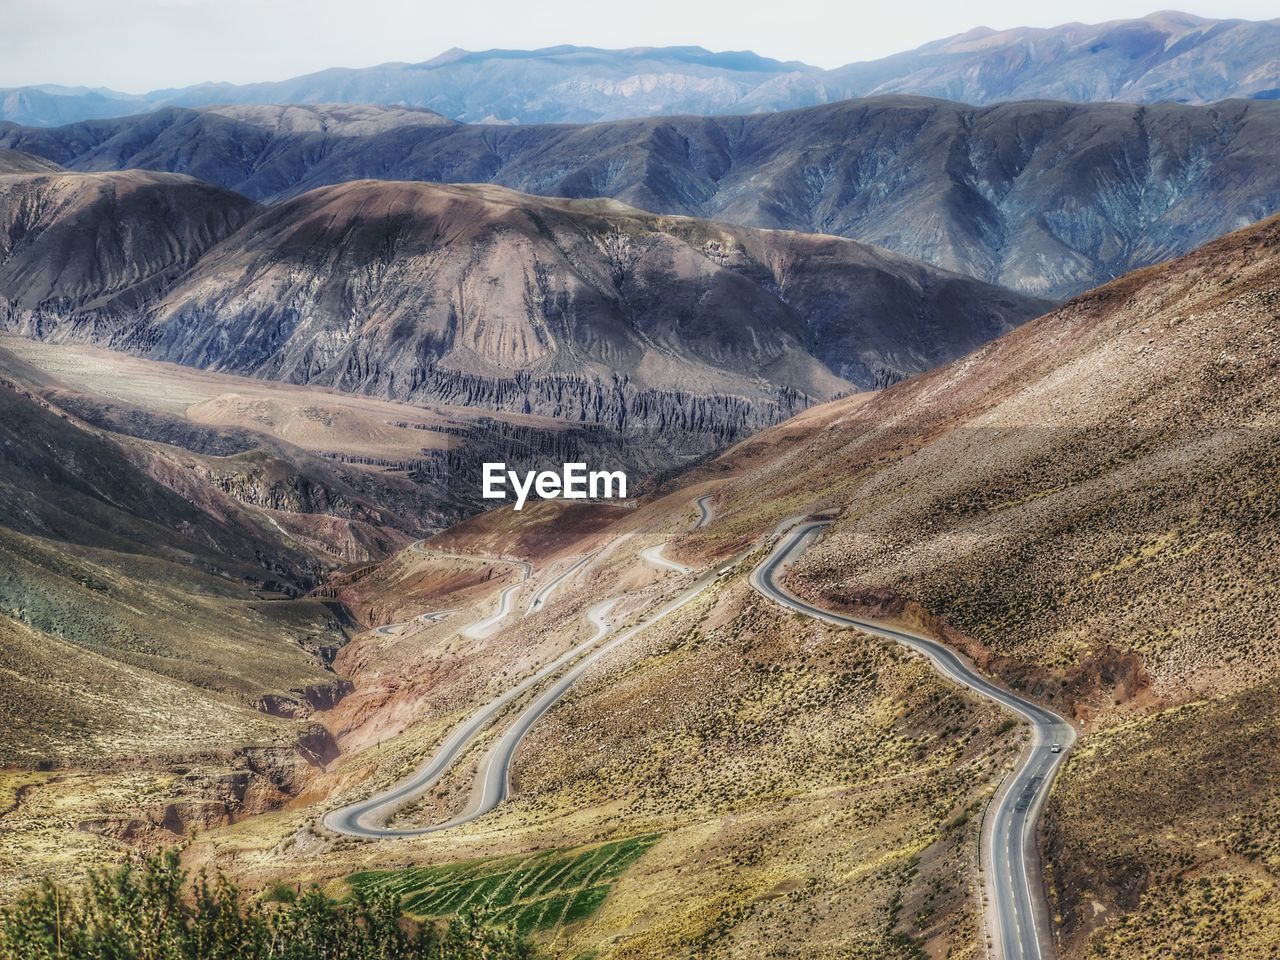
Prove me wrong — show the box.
[2,0,1276,92]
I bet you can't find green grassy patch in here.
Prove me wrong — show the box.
[349,834,660,937]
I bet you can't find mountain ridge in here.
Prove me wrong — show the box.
[6,96,1278,298]
[3,12,1278,126]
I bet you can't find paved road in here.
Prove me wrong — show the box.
[373,610,453,637]
[691,494,714,530]
[751,521,1075,960]
[324,599,621,837]
[460,581,526,639]
[325,517,734,837]
[527,553,593,614]
[640,543,693,574]
[326,550,728,837]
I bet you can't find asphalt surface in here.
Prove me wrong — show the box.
[373,610,453,637]
[325,546,732,837]
[324,504,734,838]
[328,509,1069,959]
[640,542,693,574]
[751,521,1075,960]
[323,598,621,837]
[691,494,714,530]
[527,553,593,614]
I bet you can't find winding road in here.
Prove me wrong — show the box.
[324,597,622,837]
[640,543,692,574]
[327,502,1070,960]
[751,521,1074,960]
[457,554,533,640]
[325,547,729,837]
[691,494,714,530]
[325,512,733,837]
[527,554,593,614]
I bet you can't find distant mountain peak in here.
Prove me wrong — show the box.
[2,11,1278,127]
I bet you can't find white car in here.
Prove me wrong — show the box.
[1050,743,1062,754]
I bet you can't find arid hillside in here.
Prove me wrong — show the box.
[665,213,1280,958]
[140,179,1042,394]
[0,352,425,892]
[0,373,360,754]
[0,147,60,173]
[7,216,1275,959]
[0,169,257,321]
[131,489,1018,960]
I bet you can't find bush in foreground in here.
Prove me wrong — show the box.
[0,850,534,960]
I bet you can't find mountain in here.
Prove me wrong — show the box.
[0,173,1047,432]
[190,214,1280,959]
[0,372,348,765]
[670,212,1280,957]
[157,46,828,124]
[0,147,60,173]
[0,85,144,127]
[0,169,257,322]
[3,14,1278,126]
[6,97,1279,298]
[828,10,1280,105]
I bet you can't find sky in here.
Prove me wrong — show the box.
[2,0,1277,93]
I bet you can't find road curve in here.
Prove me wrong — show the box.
[460,581,526,639]
[751,521,1075,960]
[640,543,693,574]
[373,610,454,638]
[690,494,714,530]
[326,521,731,837]
[527,553,594,614]
[324,599,620,837]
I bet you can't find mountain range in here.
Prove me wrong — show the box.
[662,208,1280,959]
[2,12,1279,956]
[2,12,1277,127]
[5,96,1278,299]
[0,168,1045,447]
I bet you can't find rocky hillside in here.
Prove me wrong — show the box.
[0,174,1047,442]
[7,97,1278,298]
[0,170,257,323]
[0,147,59,173]
[2,14,1276,126]
[0,375,350,762]
[673,213,1280,958]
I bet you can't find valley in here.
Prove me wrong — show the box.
[4,203,1277,952]
[2,12,1278,959]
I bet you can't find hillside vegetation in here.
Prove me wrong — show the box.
[671,213,1280,957]
[0,849,533,960]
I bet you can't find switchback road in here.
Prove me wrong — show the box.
[751,520,1075,960]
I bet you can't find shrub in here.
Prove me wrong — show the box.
[0,849,534,960]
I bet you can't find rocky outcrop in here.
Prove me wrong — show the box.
[75,730,341,844]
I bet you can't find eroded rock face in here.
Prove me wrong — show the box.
[0,170,257,319]
[0,176,1047,452]
[75,732,341,845]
